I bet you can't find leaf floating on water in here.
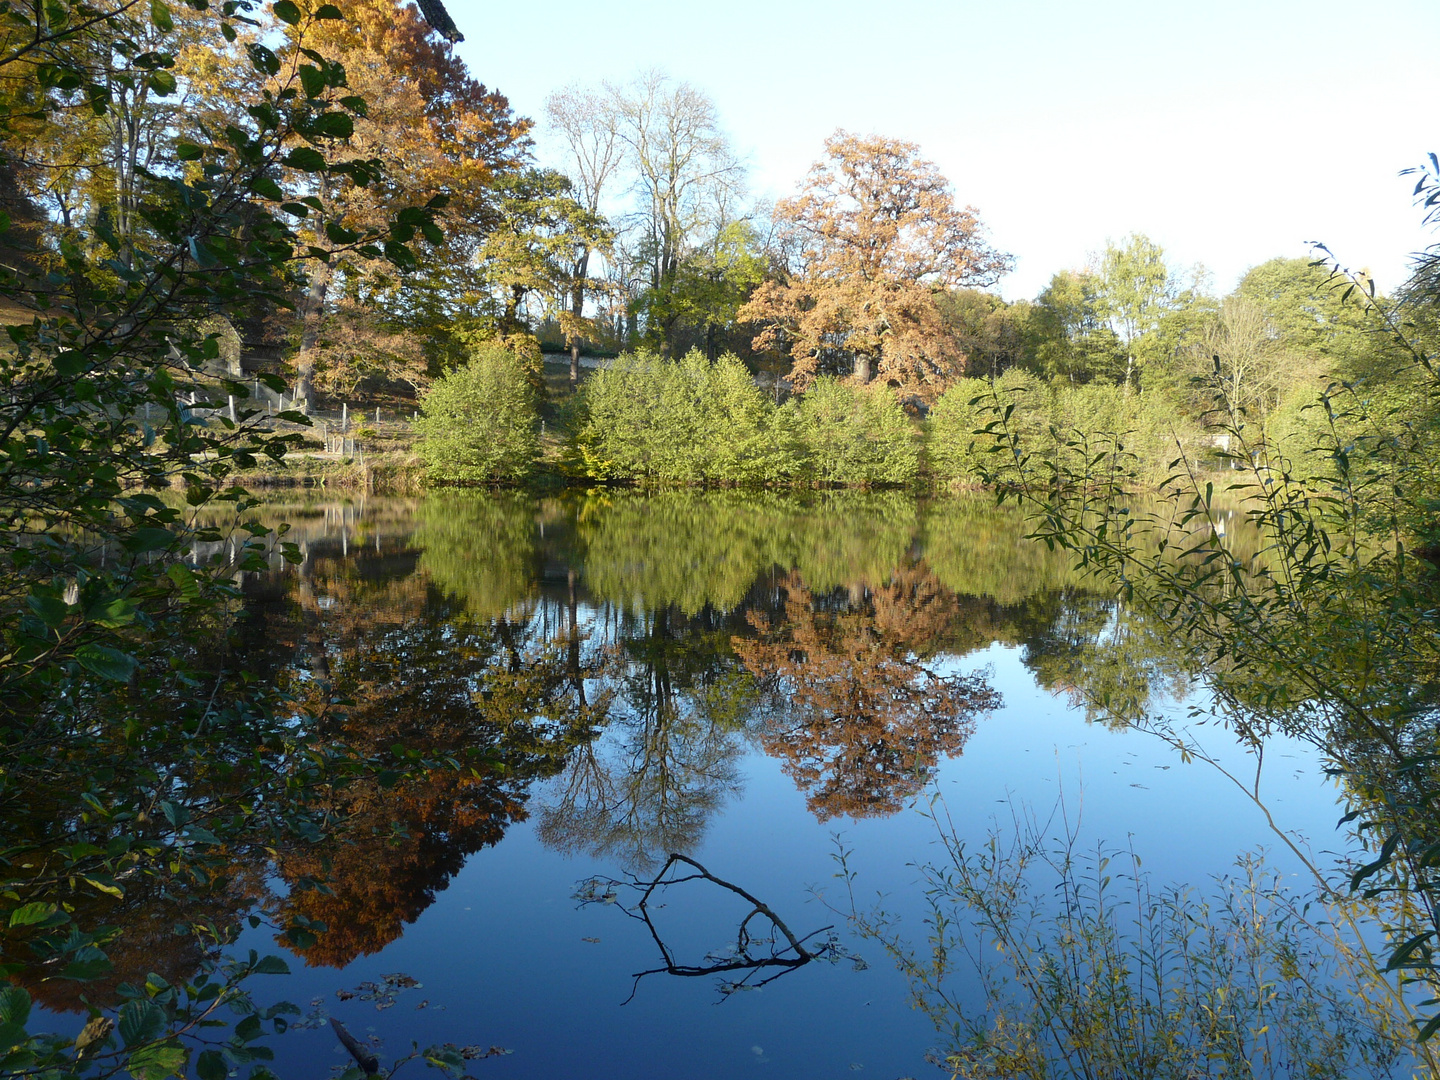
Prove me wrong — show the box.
[415,999,429,1010]
[581,937,601,944]
[850,956,870,971]
[336,990,355,1001]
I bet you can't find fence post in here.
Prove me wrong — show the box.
[342,402,348,432]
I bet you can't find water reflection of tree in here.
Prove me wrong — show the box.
[736,568,1000,820]
[250,545,602,968]
[536,604,750,871]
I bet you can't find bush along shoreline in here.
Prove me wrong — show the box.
[386,345,1228,493]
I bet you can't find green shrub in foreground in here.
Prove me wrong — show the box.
[416,345,539,484]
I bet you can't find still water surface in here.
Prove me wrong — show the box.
[224,491,1341,1079]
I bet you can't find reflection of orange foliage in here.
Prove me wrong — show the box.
[276,762,529,967]
[735,570,998,820]
[268,567,593,967]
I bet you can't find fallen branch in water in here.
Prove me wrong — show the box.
[576,851,845,1003]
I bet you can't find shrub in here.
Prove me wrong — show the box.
[573,349,803,483]
[928,370,1048,486]
[795,377,920,486]
[415,345,539,484]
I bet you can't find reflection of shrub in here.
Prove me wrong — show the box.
[415,346,538,484]
[846,816,1416,1080]
[415,493,536,617]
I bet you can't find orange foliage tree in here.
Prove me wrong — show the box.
[288,0,532,406]
[740,130,1011,398]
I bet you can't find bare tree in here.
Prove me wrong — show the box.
[545,84,626,381]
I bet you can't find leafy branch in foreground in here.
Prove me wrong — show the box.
[962,160,1440,1044]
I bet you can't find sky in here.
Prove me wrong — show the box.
[449,0,1438,300]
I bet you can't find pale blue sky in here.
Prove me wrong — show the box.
[450,0,1437,299]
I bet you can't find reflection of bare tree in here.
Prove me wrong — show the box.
[736,569,1000,820]
[536,606,749,871]
[576,853,840,1002]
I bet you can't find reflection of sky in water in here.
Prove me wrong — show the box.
[233,495,1345,1080]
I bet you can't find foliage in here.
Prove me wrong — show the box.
[415,344,540,484]
[793,376,920,485]
[966,209,1440,1046]
[568,349,801,483]
[0,0,476,1072]
[741,130,1011,395]
[839,815,1417,1079]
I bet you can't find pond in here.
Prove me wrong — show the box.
[73,491,1359,1077]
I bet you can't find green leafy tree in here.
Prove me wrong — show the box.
[1096,233,1175,393]
[415,344,539,483]
[1028,269,1126,384]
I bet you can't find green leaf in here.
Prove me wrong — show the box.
[0,988,30,1027]
[166,563,200,601]
[150,0,173,30]
[313,3,342,15]
[175,142,203,161]
[148,69,177,96]
[126,1040,188,1080]
[75,644,138,682]
[8,903,58,928]
[298,64,325,98]
[25,592,68,628]
[284,146,327,172]
[88,596,138,629]
[310,111,353,139]
[271,0,300,22]
[119,999,166,1048]
[125,527,176,554]
[196,1049,228,1080]
[250,955,289,975]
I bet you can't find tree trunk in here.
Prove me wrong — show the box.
[293,263,333,415]
[705,321,717,362]
[854,354,873,384]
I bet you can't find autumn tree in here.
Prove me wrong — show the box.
[741,130,1011,398]
[286,0,531,409]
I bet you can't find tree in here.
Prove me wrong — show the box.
[1095,233,1175,393]
[1027,270,1126,384]
[545,82,626,381]
[1182,295,1315,434]
[740,130,1011,398]
[286,0,532,410]
[1235,256,1369,360]
[645,219,767,360]
[471,167,612,341]
[613,69,744,352]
